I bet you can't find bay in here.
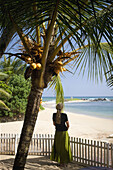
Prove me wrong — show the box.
[42,96,113,120]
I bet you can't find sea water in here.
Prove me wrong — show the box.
[42,96,113,120]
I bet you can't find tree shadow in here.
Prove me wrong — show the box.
[0,155,90,170]
[25,156,59,169]
[0,156,59,170]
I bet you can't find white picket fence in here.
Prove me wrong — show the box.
[0,133,113,168]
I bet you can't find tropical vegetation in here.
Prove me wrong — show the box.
[0,0,113,169]
[0,55,26,77]
[0,56,30,118]
[0,72,11,111]
[0,74,31,118]
[0,57,44,119]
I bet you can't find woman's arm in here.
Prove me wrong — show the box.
[53,121,55,126]
[66,121,69,129]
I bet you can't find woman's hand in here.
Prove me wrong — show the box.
[66,121,69,129]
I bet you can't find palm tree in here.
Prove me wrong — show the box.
[0,1,113,169]
[0,55,27,77]
[0,72,11,111]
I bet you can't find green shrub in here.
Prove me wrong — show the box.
[0,74,31,117]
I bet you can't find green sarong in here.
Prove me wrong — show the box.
[50,131,72,164]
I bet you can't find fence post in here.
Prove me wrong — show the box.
[107,143,109,167]
[14,134,17,155]
[111,144,113,168]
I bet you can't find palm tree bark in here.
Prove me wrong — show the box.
[13,84,43,170]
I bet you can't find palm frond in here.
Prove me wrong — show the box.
[48,75,64,104]
[0,0,112,56]
[55,75,64,104]
[106,65,113,89]
[0,88,11,99]
[106,75,113,89]
[0,100,10,111]
[73,43,113,82]
[0,72,9,80]
[0,0,113,88]
[0,56,27,75]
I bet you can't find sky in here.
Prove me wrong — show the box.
[43,71,113,97]
[7,41,113,97]
[6,34,113,98]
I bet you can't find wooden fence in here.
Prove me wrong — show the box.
[0,134,113,168]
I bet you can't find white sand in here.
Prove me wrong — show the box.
[0,101,113,143]
[0,155,85,170]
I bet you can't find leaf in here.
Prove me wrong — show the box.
[73,42,113,82]
[0,88,11,99]
[0,100,10,111]
[0,72,9,80]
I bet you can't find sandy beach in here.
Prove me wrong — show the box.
[0,101,113,169]
[0,101,113,143]
[0,155,86,170]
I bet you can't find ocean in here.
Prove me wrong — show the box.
[42,96,113,120]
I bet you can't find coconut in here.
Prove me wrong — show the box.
[38,53,42,58]
[36,63,42,70]
[57,61,63,65]
[25,57,32,64]
[30,63,37,69]
[40,98,42,104]
[62,67,66,71]
[38,48,43,53]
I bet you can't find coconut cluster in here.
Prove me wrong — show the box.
[51,60,66,75]
[21,37,78,80]
[21,42,43,71]
[21,38,67,75]
[22,44,67,80]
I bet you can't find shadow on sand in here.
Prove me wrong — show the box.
[0,155,84,170]
[1,155,112,170]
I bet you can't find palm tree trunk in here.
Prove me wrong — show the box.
[13,86,43,170]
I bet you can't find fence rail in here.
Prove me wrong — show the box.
[0,133,113,168]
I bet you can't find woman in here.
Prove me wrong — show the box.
[50,103,72,167]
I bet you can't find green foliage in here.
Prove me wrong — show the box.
[0,56,27,78]
[39,104,45,110]
[74,42,113,83]
[0,100,10,111]
[0,88,11,100]
[0,1,113,85]
[55,75,64,104]
[0,72,8,80]
[0,81,12,94]
[0,72,11,111]
[0,74,31,117]
[48,75,64,104]
[65,98,80,101]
